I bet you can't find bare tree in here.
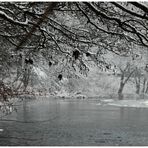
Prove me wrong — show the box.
[118,63,135,99]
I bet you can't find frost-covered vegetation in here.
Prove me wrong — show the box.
[0,2,148,114]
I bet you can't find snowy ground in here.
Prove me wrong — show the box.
[98,99,148,108]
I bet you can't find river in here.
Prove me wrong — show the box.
[0,97,148,146]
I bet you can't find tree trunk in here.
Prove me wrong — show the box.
[118,82,125,100]
[142,78,147,93]
[23,68,30,91]
[145,82,148,94]
[136,84,140,94]
[135,77,140,94]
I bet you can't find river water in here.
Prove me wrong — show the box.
[0,97,148,146]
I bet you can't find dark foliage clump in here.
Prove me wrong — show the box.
[58,74,62,80]
[19,54,22,58]
[86,52,91,57]
[73,50,80,60]
[25,58,33,65]
[49,61,52,66]
[106,65,110,69]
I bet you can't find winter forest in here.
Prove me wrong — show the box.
[1,1,148,146]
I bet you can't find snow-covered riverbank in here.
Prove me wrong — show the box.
[98,98,148,108]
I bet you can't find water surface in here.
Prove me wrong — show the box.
[0,98,148,146]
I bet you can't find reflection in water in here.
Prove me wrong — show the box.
[22,100,27,122]
[120,107,148,124]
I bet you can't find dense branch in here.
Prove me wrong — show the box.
[15,2,57,51]
[111,2,148,20]
[76,3,124,36]
[84,2,148,47]
[0,10,28,26]
[130,2,148,14]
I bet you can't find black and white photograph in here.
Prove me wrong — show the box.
[0,1,148,146]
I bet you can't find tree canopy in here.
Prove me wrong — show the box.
[0,2,148,94]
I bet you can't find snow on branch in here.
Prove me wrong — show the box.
[0,6,14,15]
[111,2,148,20]
[84,2,148,47]
[0,10,28,26]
